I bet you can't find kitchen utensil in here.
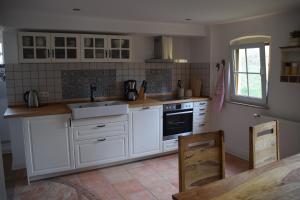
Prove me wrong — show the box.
[191,79,202,97]
[177,88,185,98]
[138,80,148,100]
[23,90,39,107]
[177,80,182,88]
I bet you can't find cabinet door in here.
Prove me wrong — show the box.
[23,115,74,177]
[108,36,131,62]
[130,106,162,158]
[51,33,80,62]
[81,34,107,62]
[74,135,128,168]
[18,32,51,63]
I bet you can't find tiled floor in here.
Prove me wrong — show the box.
[4,153,249,200]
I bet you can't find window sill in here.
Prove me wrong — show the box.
[225,100,269,109]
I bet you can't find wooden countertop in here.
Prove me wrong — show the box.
[3,97,209,119]
[172,153,300,200]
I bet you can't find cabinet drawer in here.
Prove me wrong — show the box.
[193,122,209,134]
[74,135,128,168]
[194,101,209,108]
[73,121,127,140]
[163,139,178,152]
[193,106,208,113]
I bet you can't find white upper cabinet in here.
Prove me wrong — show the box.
[18,32,131,63]
[81,34,108,62]
[108,36,131,62]
[18,32,51,63]
[51,33,81,62]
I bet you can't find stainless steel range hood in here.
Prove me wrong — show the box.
[146,36,174,63]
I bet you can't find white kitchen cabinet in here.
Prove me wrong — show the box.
[23,114,74,177]
[129,106,162,158]
[72,115,129,168]
[51,33,81,62]
[193,100,210,134]
[18,32,131,63]
[81,34,108,62]
[74,135,128,168]
[18,32,51,63]
[108,36,131,62]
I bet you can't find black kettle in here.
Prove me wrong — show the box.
[23,90,39,108]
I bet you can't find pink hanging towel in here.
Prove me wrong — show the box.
[213,67,225,112]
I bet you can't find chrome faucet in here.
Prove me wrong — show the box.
[90,84,97,102]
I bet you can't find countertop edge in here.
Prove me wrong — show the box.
[4,97,210,119]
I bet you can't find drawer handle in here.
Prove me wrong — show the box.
[200,103,206,105]
[199,108,206,111]
[199,124,206,127]
[97,138,106,142]
[199,113,206,116]
[97,124,106,128]
[142,106,150,110]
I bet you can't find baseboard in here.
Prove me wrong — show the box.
[226,147,249,161]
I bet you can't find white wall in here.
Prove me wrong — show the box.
[210,10,300,159]
[0,10,206,37]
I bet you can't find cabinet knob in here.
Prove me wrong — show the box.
[142,107,150,110]
[97,138,106,142]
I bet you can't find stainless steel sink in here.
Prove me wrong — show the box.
[68,101,129,119]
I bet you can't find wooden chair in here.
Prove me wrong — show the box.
[249,120,280,169]
[178,131,225,192]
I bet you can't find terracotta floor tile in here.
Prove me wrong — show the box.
[113,179,145,197]
[126,190,157,200]
[102,169,134,184]
[5,153,248,200]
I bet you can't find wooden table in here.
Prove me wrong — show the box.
[173,153,300,200]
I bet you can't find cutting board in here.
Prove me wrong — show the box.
[191,79,202,97]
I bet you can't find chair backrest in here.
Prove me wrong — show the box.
[178,131,225,192]
[249,120,280,169]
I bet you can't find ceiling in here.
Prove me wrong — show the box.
[2,0,300,24]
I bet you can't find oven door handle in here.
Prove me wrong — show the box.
[165,111,193,116]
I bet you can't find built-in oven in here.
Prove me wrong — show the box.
[163,102,193,140]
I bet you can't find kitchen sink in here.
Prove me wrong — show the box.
[68,101,129,119]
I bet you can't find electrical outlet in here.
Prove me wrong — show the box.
[39,91,49,98]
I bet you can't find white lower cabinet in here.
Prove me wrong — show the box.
[129,106,162,158]
[74,135,128,168]
[163,139,178,152]
[193,100,210,134]
[72,115,128,168]
[23,114,74,177]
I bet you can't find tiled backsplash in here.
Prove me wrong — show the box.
[62,70,117,99]
[5,62,210,105]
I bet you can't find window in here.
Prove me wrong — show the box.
[230,36,270,106]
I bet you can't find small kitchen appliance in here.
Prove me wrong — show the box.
[23,90,39,108]
[124,80,139,101]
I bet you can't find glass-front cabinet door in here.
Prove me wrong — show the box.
[108,36,131,61]
[51,33,80,62]
[18,32,51,63]
[81,35,107,61]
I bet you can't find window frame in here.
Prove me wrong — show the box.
[229,42,268,107]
